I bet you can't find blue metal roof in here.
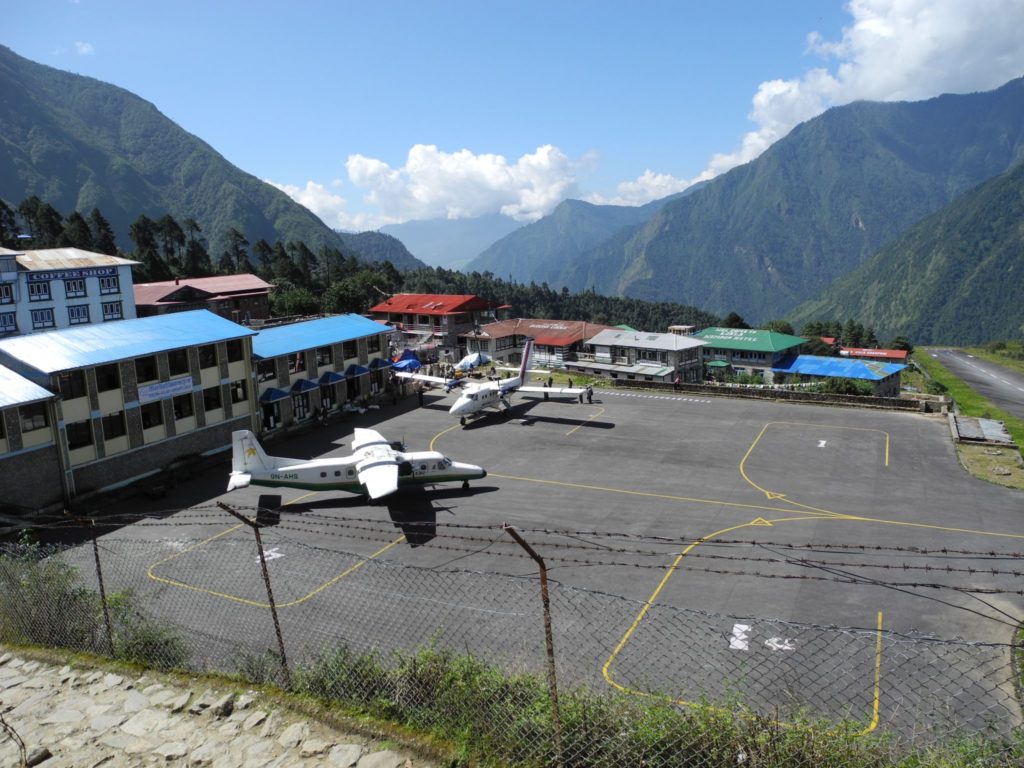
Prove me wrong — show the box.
[0,311,255,375]
[772,355,906,381]
[0,365,55,408]
[252,315,392,359]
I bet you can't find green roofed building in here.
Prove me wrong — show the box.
[694,327,805,380]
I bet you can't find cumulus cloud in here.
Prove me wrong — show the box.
[74,41,94,55]
[265,179,387,233]
[702,0,1024,179]
[347,144,578,224]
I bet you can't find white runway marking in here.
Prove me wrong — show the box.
[765,637,796,651]
[259,548,284,562]
[729,623,750,650]
[818,439,827,448]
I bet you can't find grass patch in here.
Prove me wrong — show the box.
[914,349,1024,458]
[956,444,1024,491]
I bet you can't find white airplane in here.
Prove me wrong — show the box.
[396,339,586,425]
[226,429,487,500]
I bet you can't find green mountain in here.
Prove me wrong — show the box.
[381,214,524,269]
[0,45,424,269]
[790,161,1024,345]
[464,192,693,284]
[335,231,422,272]
[565,78,1024,323]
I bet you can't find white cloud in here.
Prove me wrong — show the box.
[74,41,94,55]
[265,179,397,232]
[346,144,578,224]
[700,0,1024,180]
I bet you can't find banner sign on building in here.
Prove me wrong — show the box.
[27,267,118,282]
[138,376,195,404]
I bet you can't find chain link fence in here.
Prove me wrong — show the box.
[2,515,1023,767]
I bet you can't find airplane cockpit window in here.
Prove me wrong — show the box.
[443,457,453,467]
[468,393,477,401]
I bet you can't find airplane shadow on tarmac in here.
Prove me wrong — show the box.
[282,484,500,548]
[421,398,616,430]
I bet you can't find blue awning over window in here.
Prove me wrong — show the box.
[368,357,393,370]
[319,371,345,385]
[291,378,319,393]
[344,364,369,377]
[259,387,289,403]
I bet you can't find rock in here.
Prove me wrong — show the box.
[21,661,41,673]
[329,744,365,766]
[121,690,150,713]
[243,711,268,730]
[25,746,53,767]
[141,683,164,696]
[0,652,12,665]
[277,721,309,749]
[121,708,170,737]
[40,708,86,725]
[153,741,188,760]
[89,712,128,730]
[235,693,256,710]
[102,673,124,688]
[356,750,408,768]
[189,689,218,714]
[301,738,332,757]
[188,742,218,765]
[167,691,191,713]
[258,712,280,739]
[211,692,235,717]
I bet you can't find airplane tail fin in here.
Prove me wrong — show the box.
[518,339,534,383]
[231,430,276,474]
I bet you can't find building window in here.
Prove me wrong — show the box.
[140,402,163,429]
[67,304,90,325]
[316,346,333,366]
[172,394,193,420]
[230,379,247,404]
[135,355,158,383]
[102,301,123,321]
[28,282,51,302]
[198,344,218,369]
[256,359,276,382]
[101,411,126,439]
[30,308,55,329]
[292,391,310,420]
[0,283,13,304]
[167,348,190,377]
[99,275,120,295]
[496,336,514,351]
[0,312,15,335]
[64,278,87,298]
[342,340,357,360]
[57,370,87,399]
[367,335,381,354]
[288,352,305,374]
[20,402,49,432]
[96,363,120,392]
[203,386,222,412]
[65,420,93,450]
[226,339,244,363]
[0,417,4,440]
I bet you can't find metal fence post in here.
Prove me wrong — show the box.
[85,516,115,656]
[217,502,291,689]
[503,523,563,768]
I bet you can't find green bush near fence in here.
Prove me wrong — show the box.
[242,642,1024,768]
[0,538,188,671]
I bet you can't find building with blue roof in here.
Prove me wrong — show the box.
[771,355,907,396]
[0,365,64,514]
[251,314,393,430]
[0,310,258,512]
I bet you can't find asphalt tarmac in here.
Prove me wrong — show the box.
[930,348,1024,419]
[70,388,1024,740]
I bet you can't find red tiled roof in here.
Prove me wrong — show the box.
[839,347,909,360]
[464,318,617,348]
[369,293,493,315]
[820,337,837,345]
[134,274,275,306]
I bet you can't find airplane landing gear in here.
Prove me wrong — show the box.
[460,416,467,426]
[462,480,469,489]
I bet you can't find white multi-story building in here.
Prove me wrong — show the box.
[0,247,139,336]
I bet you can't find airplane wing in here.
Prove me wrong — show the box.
[395,371,461,388]
[352,428,400,499]
[518,385,586,397]
[227,472,251,491]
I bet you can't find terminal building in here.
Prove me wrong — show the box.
[567,328,706,383]
[252,314,393,431]
[460,318,615,367]
[0,364,62,514]
[694,327,806,380]
[134,274,275,323]
[0,246,139,336]
[0,310,256,511]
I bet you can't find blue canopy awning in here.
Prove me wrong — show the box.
[369,357,393,370]
[259,388,289,403]
[392,357,421,371]
[344,364,369,377]
[292,378,319,393]
[319,371,345,385]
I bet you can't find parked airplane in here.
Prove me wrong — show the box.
[227,429,487,500]
[396,339,586,424]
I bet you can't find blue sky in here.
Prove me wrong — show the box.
[6,1,1024,230]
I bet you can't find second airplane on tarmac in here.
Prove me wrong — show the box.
[396,339,586,425]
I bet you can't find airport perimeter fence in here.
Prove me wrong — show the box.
[2,512,1024,767]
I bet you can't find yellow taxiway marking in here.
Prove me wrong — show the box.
[860,611,885,735]
[429,423,462,452]
[565,406,606,437]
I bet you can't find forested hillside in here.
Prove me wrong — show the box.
[0,45,424,270]
[563,78,1024,323]
[790,161,1024,345]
